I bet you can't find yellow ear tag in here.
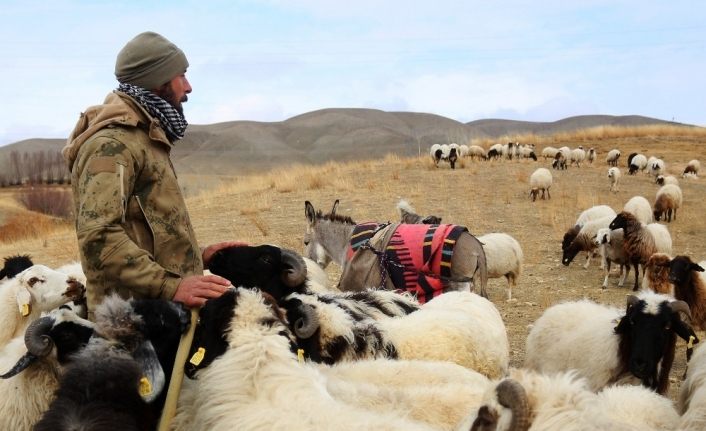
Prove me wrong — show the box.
[688,335,696,349]
[189,347,205,366]
[139,377,152,397]
[297,348,305,363]
[21,303,30,317]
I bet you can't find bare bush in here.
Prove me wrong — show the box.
[16,187,73,219]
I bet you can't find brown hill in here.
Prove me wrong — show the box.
[0,110,684,175]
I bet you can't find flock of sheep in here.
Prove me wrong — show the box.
[0,140,704,430]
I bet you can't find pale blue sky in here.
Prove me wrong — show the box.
[1,0,704,146]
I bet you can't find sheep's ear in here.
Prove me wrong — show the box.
[692,263,705,273]
[305,201,317,224]
[133,340,165,404]
[16,288,32,317]
[330,199,339,216]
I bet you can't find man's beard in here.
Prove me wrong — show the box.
[157,85,187,115]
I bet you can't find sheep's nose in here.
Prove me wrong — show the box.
[65,279,86,298]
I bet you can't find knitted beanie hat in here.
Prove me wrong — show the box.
[115,31,189,90]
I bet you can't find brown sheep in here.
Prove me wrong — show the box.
[642,253,673,295]
[667,255,706,331]
[653,184,683,222]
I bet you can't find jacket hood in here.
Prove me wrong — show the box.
[62,91,171,170]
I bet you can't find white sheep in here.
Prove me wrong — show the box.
[683,159,700,178]
[594,227,630,288]
[0,308,94,430]
[319,359,491,430]
[570,147,586,167]
[293,290,510,379]
[562,205,616,269]
[525,292,694,394]
[629,153,648,174]
[172,287,462,431]
[541,146,559,159]
[429,144,443,166]
[647,158,666,177]
[606,148,621,166]
[464,368,680,431]
[678,340,706,430]
[458,144,469,158]
[655,174,679,186]
[623,195,653,224]
[587,147,596,163]
[529,168,552,201]
[477,233,523,301]
[0,264,84,350]
[468,144,487,160]
[653,183,682,222]
[608,167,621,192]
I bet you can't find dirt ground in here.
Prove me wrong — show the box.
[2,135,705,403]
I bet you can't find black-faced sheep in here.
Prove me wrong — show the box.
[587,147,596,163]
[609,211,672,291]
[0,308,94,430]
[647,157,666,177]
[629,153,648,174]
[627,152,638,167]
[0,264,85,350]
[562,215,614,268]
[653,183,682,222]
[175,287,455,431]
[656,174,679,186]
[561,205,616,268]
[32,295,191,431]
[606,148,621,166]
[0,254,33,280]
[529,168,552,201]
[525,292,698,395]
[679,341,706,431]
[551,151,567,170]
[396,199,443,225]
[666,255,706,331]
[466,368,680,431]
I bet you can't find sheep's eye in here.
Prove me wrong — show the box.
[260,256,272,265]
[28,277,41,287]
[303,239,310,246]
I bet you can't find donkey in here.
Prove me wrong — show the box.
[304,200,488,301]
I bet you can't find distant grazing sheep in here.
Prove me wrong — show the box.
[609,211,673,291]
[653,184,683,222]
[570,147,586,167]
[594,227,630,289]
[468,145,487,160]
[529,168,552,201]
[683,159,700,178]
[541,146,559,159]
[562,215,614,268]
[477,232,523,301]
[587,147,596,163]
[606,149,621,166]
[608,167,621,192]
[648,158,666,177]
[629,154,648,175]
[627,152,638,167]
[562,205,616,268]
[429,144,443,166]
[656,174,679,186]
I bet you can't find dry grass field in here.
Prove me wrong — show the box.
[1,128,705,403]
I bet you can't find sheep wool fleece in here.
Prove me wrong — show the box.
[63,91,202,319]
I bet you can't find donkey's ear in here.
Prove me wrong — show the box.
[330,199,339,216]
[305,201,316,224]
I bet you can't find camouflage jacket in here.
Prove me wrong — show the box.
[63,91,202,318]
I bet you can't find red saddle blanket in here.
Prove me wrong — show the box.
[342,222,467,303]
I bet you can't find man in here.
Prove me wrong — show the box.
[63,31,236,319]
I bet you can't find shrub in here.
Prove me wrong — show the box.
[16,186,73,219]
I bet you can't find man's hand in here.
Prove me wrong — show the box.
[173,274,231,308]
[202,241,249,267]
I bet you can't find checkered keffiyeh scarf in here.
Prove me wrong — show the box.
[117,83,188,141]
